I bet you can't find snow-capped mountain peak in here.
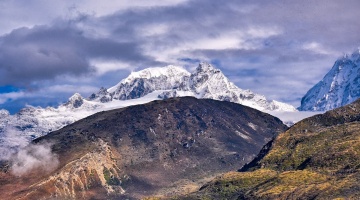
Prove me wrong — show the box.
[99,62,296,112]
[0,62,298,146]
[65,93,84,108]
[108,65,190,93]
[196,62,219,73]
[300,49,360,111]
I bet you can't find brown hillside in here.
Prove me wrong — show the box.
[0,97,287,199]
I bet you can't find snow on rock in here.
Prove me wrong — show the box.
[157,90,179,99]
[64,93,84,109]
[104,62,297,112]
[300,49,360,111]
[0,62,298,146]
[106,65,190,100]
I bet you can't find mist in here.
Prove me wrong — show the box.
[0,127,59,176]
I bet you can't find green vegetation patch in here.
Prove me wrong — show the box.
[103,167,121,185]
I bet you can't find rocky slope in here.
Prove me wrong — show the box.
[182,98,360,199]
[0,97,287,200]
[300,49,360,111]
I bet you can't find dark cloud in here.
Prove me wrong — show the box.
[0,24,156,87]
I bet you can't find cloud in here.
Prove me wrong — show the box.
[0,24,156,86]
[303,42,338,55]
[90,59,135,75]
[1,0,360,111]
[10,142,59,176]
[0,0,190,35]
[0,91,27,104]
[0,128,30,160]
[44,84,99,94]
[0,127,59,176]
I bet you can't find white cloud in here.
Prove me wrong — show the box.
[0,127,59,177]
[246,26,282,38]
[303,42,338,55]
[0,91,27,104]
[142,27,282,64]
[192,36,244,50]
[187,27,282,51]
[90,59,135,75]
[138,23,170,37]
[11,142,59,176]
[44,84,99,94]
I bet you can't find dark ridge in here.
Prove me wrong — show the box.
[238,138,276,172]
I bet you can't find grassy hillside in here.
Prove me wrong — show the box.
[181,99,360,200]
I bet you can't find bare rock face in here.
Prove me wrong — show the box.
[0,97,287,199]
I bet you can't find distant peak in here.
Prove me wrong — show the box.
[98,87,108,95]
[0,109,10,117]
[65,93,84,108]
[122,65,190,83]
[195,62,220,74]
[350,48,360,60]
[69,93,83,101]
[341,49,360,61]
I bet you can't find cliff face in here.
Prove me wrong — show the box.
[0,97,287,199]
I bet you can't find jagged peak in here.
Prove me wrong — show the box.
[350,48,360,61]
[300,48,360,111]
[195,62,220,74]
[100,62,295,112]
[97,87,108,95]
[340,48,360,62]
[122,65,189,83]
[65,93,84,108]
[107,65,190,93]
[68,93,83,101]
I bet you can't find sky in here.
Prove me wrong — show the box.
[0,0,360,113]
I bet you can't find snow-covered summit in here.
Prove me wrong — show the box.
[108,65,190,93]
[300,49,360,111]
[0,62,298,146]
[64,93,84,109]
[98,62,296,112]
